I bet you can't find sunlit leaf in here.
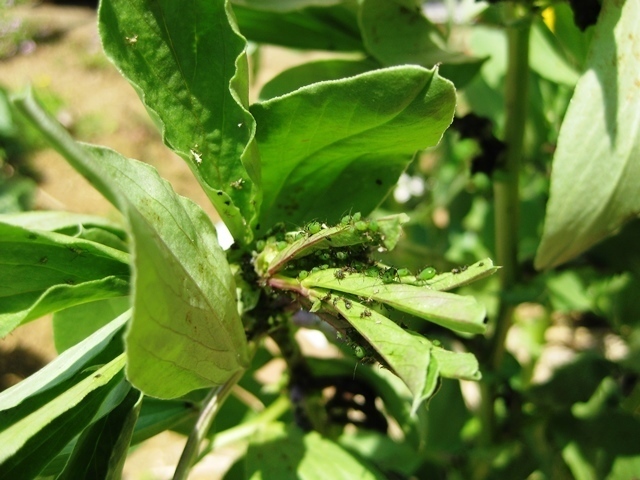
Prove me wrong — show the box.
[535,0,640,269]
[251,65,455,230]
[99,0,260,242]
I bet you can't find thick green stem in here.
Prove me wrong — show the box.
[490,5,530,369]
[172,370,245,480]
[479,3,531,451]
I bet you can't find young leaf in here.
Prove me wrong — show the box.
[98,0,260,243]
[0,355,127,479]
[302,269,487,334]
[330,297,439,413]
[0,222,130,337]
[246,422,386,479]
[535,0,640,269]
[12,92,249,398]
[251,65,455,230]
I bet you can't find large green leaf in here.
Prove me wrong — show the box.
[12,93,249,399]
[0,222,130,337]
[99,0,260,243]
[246,422,386,479]
[535,0,640,269]
[251,65,455,230]
[232,0,342,11]
[0,355,127,479]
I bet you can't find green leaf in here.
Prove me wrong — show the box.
[359,0,482,79]
[251,65,455,230]
[0,211,125,236]
[535,0,640,269]
[259,59,378,101]
[338,430,420,476]
[57,388,142,480]
[0,355,126,479]
[12,93,249,398]
[53,297,130,353]
[529,19,581,86]
[0,312,129,412]
[0,222,130,337]
[302,269,487,334]
[98,0,260,243]
[233,3,362,52]
[246,422,386,479]
[329,298,439,413]
[232,0,342,12]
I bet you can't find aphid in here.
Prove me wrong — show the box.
[451,268,460,274]
[368,220,379,232]
[334,269,346,280]
[335,251,348,261]
[38,256,48,264]
[461,265,468,272]
[276,241,288,251]
[380,267,399,284]
[354,345,366,359]
[478,262,485,267]
[355,220,368,231]
[297,270,309,280]
[125,34,138,45]
[343,299,352,309]
[306,221,321,234]
[397,268,411,277]
[341,215,351,225]
[417,267,436,280]
[360,309,372,318]
[352,212,362,222]
[255,240,266,252]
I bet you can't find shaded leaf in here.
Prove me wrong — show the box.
[535,0,640,269]
[232,0,342,12]
[0,355,127,479]
[57,388,142,480]
[251,65,455,230]
[99,0,260,242]
[0,222,129,337]
[246,422,386,479]
[233,3,362,52]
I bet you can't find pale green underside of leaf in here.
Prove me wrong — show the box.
[99,0,260,243]
[0,221,130,337]
[0,354,126,466]
[0,211,125,235]
[331,298,438,413]
[12,92,249,399]
[246,422,386,480]
[535,0,640,269]
[251,65,455,230]
[303,268,487,334]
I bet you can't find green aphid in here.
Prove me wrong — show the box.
[318,252,331,261]
[319,264,329,270]
[334,269,346,280]
[355,220,368,231]
[344,299,352,309]
[298,270,309,280]
[255,239,266,252]
[276,241,288,251]
[365,267,379,278]
[397,268,411,277]
[306,221,322,234]
[380,268,398,284]
[368,220,379,232]
[354,345,366,359]
[335,251,348,260]
[341,215,351,225]
[352,212,362,222]
[417,267,437,280]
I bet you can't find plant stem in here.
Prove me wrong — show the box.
[491,3,530,372]
[172,370,244,480]
[480,2,531,448]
